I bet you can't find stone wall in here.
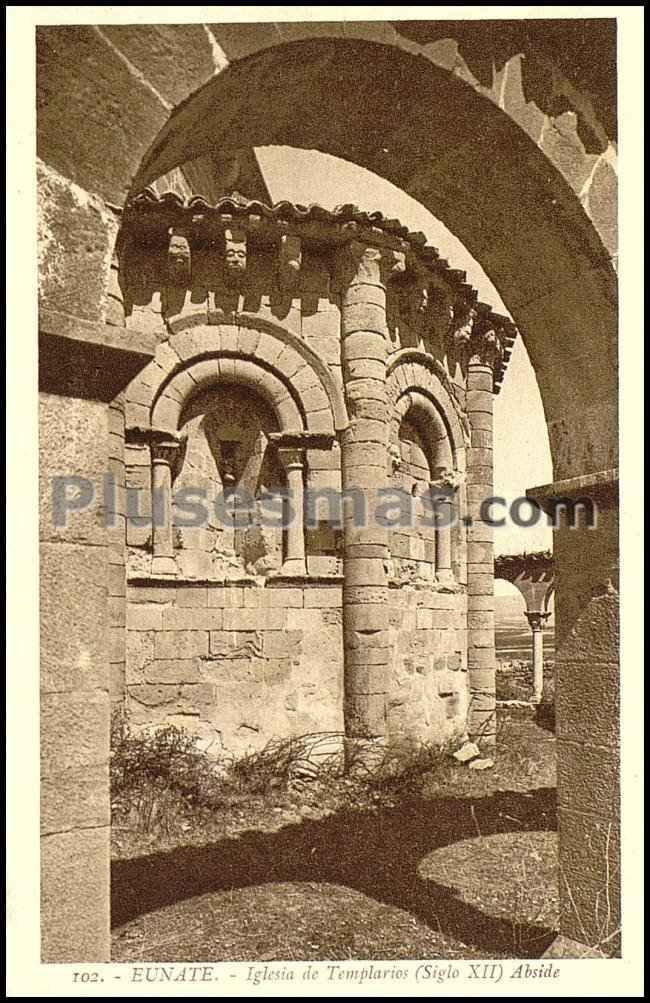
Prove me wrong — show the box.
[387,587,468,745]
[125,580,343,756]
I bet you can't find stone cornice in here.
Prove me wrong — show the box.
[39,308,157,402]
[526,469,619,511]
[119,189,518,392]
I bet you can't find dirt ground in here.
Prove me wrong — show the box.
[111,707,557,962]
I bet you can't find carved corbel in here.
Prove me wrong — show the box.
[162,229,192,319]
[167,229,191,288]
[223,227,247,287]
[446,295,477,359]
[277,234,302,292]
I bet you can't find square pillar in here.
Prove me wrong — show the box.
[39,310,156,961]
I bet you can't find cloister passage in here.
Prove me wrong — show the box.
[37,21,619,960]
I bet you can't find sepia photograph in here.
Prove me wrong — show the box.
[6,5,644,995]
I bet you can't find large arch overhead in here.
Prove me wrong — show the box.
[126,38,616,482]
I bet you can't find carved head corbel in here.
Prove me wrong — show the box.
[167,229,191,287]
[223,227,247,285]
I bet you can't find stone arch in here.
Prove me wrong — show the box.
[124,314,348,435]
[119,34,617,484]
[393,390,454,475]
[38,29,617,480]
[386,351,467,469]
[152,356,303,435]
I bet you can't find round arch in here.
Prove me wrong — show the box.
[124,314,349,435]
[393,390,454,475]
[152,356,303,434]
[387,351,467,466]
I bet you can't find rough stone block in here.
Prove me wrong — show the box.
[466,390,494,414]
[154,630,208,659]
[161,606,224,630]
[556,659,619,748]
[40,542,107,693]
[557,739,619,816]
[468,628,494,648]
[558,806,620,886]
[304,587,342,608]
[41,827,110,963]
[467,573,494,595]
[126,603,163,630]
[344,693,386,737]
[223,607,286,631]
[40,690,108,790]
[144,661,200,686]
[468,648,496,669]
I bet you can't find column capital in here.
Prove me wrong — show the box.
[447,304,508,384]
[276,445,305,471]
[430,467,463,492]
[525,610,551,631]
[333,238,406,292]
[150,433,181,467]
[467,319,506,371]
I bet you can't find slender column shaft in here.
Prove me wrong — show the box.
[525,610,549,703]
[151,440,179,575]
[435,497,454,575]
[278,448,307,575]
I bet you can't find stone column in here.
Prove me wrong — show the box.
[524,609,550,703]
[150,437,180,576]
[465,324,502,747]
[335,240,405,740]
[277,446,307,575]
[430,468,459,587]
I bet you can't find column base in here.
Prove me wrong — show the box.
[281,557,307,576]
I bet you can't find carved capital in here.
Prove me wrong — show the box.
[430,467,463,493]
[468,318,505,371]
[150,433,181,470]
[276,446,305,472]
[333,239,406,291]
[277,234,302,292]
[525,610,551,632]
[445,304,507,379]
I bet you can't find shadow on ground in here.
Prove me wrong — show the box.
[112,786,557,957]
